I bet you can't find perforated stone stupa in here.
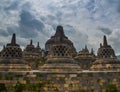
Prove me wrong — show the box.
[0,33,31,71]
[39,26,81,72]
[90,36,120,71]
[45,25,76,57]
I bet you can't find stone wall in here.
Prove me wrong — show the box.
[0,71,119,92]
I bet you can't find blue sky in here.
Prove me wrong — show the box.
[0,0,120,54]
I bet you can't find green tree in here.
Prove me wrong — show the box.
[35,81,46,92]
[14,82,24,92]
[105,83,118,92]
[0,83,7,92]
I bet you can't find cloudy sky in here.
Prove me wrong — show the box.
[0,0,120,54]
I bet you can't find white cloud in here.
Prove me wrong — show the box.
[108,29,120,55]
[0,0,120,54]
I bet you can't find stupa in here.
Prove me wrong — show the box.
[23,40,41,59]
[75,45,96,70]
[90,36,120,71]
[39,26,81,72]
[0,33,31,71]
[45,25,76,57]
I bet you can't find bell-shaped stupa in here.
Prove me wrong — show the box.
[90,36,120,71]
[0,33,31,71]
[39,26,81,72]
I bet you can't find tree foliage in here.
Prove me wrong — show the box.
[14,82,24,92]
[105,83,118,92]
[0,83,7,92]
